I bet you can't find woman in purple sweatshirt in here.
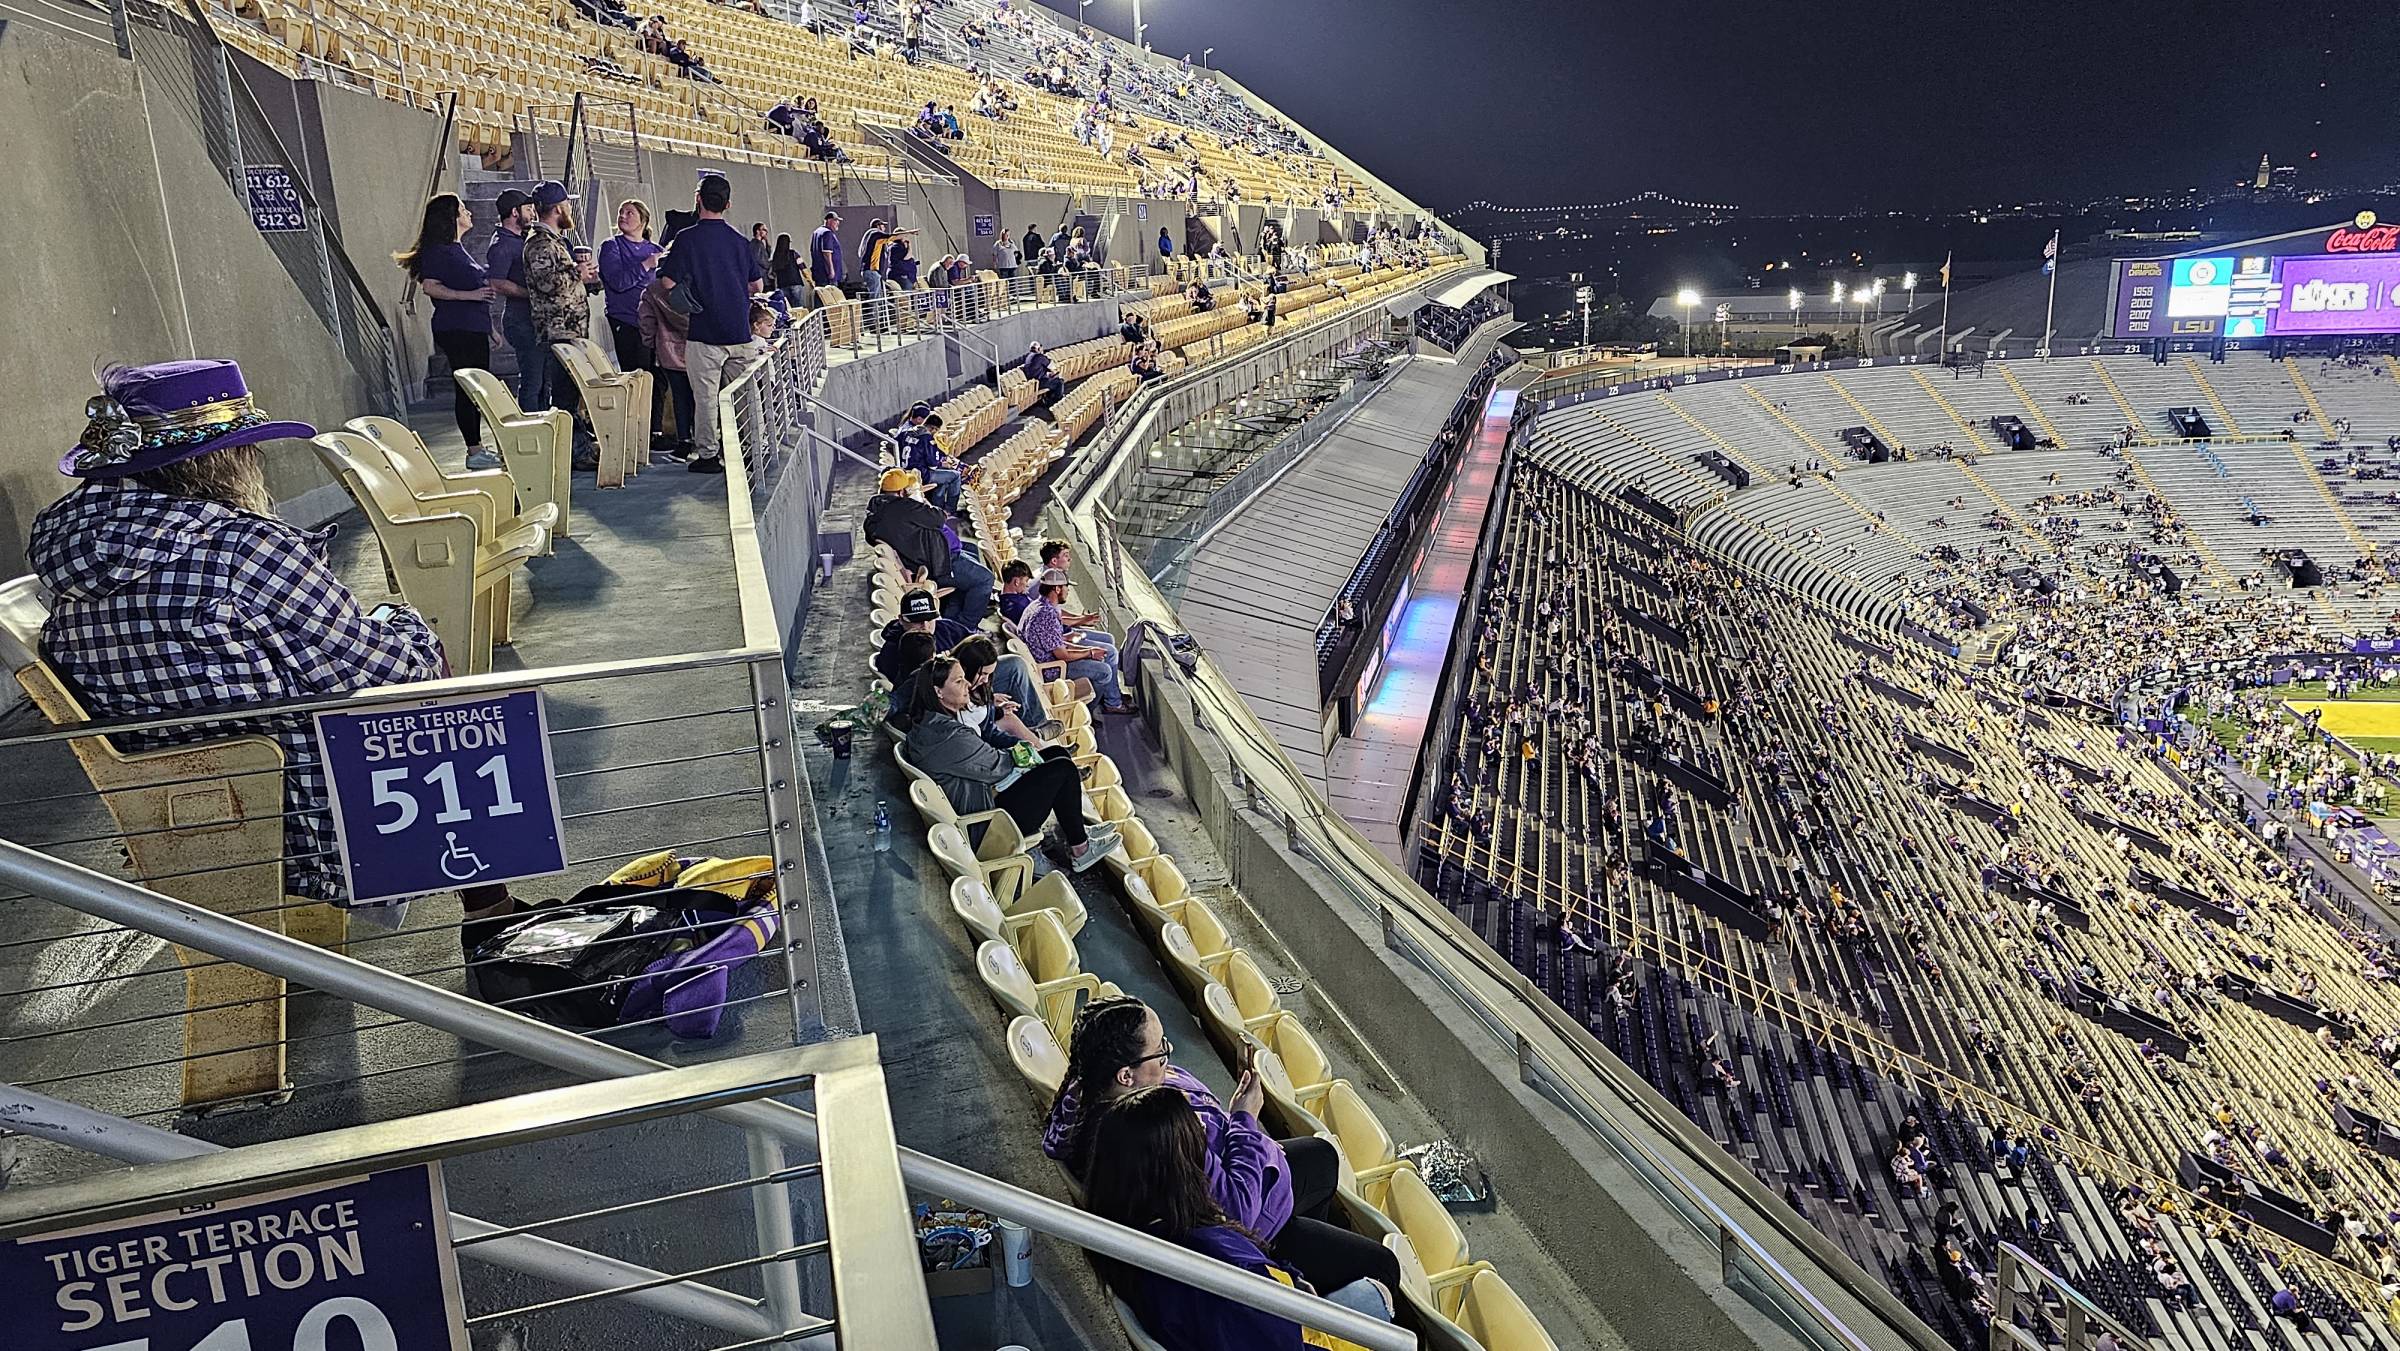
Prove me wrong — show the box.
[1084,1086,1395,1350]
[1043,998,1399,1306]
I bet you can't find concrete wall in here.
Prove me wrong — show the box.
[995,189,1072,251]
[314,85,456,404]
[0,25,374,568]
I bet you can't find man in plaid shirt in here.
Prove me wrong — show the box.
[30,359,447,904]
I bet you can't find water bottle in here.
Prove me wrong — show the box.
[873,801,892,853]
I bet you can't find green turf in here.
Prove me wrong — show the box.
[2348,736,2400,754]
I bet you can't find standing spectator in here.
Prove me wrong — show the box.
[749,222,773,274]
[1021,223,1045,272]
[636,268,695,458]
[808,210,844,295]
[900,1,921,63]
[523,180,602,470]
[1156,224,1174,273]
[994,231,1021,282]
[484,188,543,412]
[658,174,763,475]
[393,192,499,468]
[770,233,807,303]
[598,198,664,443]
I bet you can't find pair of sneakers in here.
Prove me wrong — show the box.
[1070,821,1123,872]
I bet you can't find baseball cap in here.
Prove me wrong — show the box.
[899,590,940,622]
[532,180,571,209]
[1037,568,1071,589]
[493,188,531,215]
[909,401,932,418]
[879,468,921,493]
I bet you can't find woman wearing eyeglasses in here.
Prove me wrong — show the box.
[1042,997,1398,1305]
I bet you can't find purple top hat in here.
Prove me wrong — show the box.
[61,358,316,479]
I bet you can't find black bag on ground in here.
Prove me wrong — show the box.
[467,883,742,1028]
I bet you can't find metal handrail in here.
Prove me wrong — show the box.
[0,841,1414,1351]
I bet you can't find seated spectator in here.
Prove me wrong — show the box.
[996,559,1038,623]
[639,15,713,81]
[940,104,963,138]
[894,402,963,512]
[1022,341,1065,417]
[1186,280,1214,312]
[764,98,799,138]
[914,100,946,140]
[1131,343,1163,381]
[901,656,1119,870]
[30,359,448,909]
[571,0,638,28]
[1080,1088,1396,1348]
[1049,998,1401,1316]
[876,592,1054,729]
[1020,567,1131,712]
[949,634,1053,744]
[1038,538,1115,655]
[863,468,993,624]
[1119,310,1150,346]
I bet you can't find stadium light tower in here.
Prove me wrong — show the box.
[1676,287,1699,357]
[1203,46,1214,70]
[1832,280,1846,306]
[1788,287,1802,338]
[1576,284,1595,351]
[1871,276,1886,320]
[1903,270,1918,315]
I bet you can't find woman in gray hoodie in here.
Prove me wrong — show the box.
[902,656,1120,871]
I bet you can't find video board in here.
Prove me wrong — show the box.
[2111,219,2400,339]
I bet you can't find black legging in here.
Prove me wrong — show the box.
[993,747,1087,848]
[609,318,670,440]
[432,328,490,446]
[1274,1135,1401,1294]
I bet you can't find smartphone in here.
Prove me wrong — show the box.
[1239,1040,1258,1074]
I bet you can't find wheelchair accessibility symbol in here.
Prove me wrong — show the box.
[438,831,490,882]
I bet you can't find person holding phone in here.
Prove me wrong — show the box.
[1043,997,1399,1301]
[393,193,499,467]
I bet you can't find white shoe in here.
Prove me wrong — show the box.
[465,447,503,470]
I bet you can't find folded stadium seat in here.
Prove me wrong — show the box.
[0,578,315,1109]
[924,821,1089,932]
[1005,1014,1068,1097]
[1079,753,1122,795]
[309,430,543,675]
[344,415,561,557]
[1084,781,1135,827]
[907,778,1044,858]
[976,937,1118,1043]
[1159,920,1281,1023]
[1096,816,1161,883]
[550,340,646,487]
[1121,857,1193,923]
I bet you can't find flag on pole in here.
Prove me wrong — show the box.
[2041,231,2059,276]
[1938,252,1951,290]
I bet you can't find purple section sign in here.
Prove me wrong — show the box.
[2268,255,2400,335]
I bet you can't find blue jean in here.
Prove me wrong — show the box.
[503,309,548,411]
[1066,655,1122,708]
[944,549,993,626]
[921,466,964,513]
[988,654,1052,724]
[1070,628,1117,660]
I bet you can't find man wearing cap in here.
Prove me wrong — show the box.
[524,180,604,470]
[486,188,545,412]
[863,468,994,625]
[894,402,962,512]
[1020,566,1130,713]
[658,173,764,474]
[31,360,449,899]
[808,210,844,299]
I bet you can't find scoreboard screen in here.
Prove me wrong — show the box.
[2113,250,2400,339]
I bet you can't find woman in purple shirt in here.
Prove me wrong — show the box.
[393,192,495,464]
[1043,998,1398,1306]
[598,198,666,437]
[1084,1087,1395,1351]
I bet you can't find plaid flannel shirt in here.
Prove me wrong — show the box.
[29,481,446,902]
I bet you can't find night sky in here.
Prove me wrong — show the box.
[1045,1,2399,214]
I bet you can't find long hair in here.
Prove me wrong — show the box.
[1081,1087,1236,1297]
[134,444,273,515]
[1050,995,1152,1174]
[949,634,1000,704]
[392,192,464,276]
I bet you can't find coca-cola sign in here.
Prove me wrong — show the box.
[2327,211,2397,253]
[2327,225,2399,253]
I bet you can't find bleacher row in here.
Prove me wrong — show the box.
[1529,354,2400,641]
[212,0,1366,205]
[1420,453,2400,1350]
